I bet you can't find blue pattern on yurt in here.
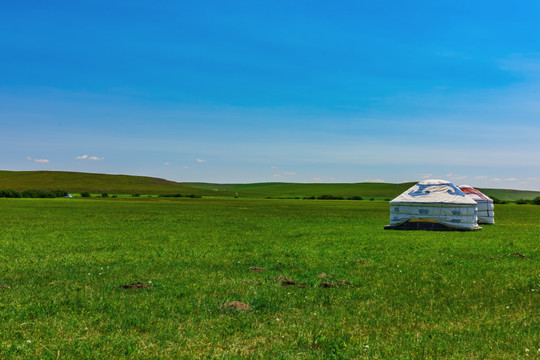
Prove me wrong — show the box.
[408,183,466,197]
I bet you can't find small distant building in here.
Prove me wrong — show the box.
[459,185,494,224]
[385,179,481,231]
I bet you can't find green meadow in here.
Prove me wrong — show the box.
[0,198,538,359]
[2,170,540,200]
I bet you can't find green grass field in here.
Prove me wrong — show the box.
[2,170,540,201]
[0,198,538,359]
[0,171,211,196]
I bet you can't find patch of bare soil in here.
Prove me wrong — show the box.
[510,252,527,258]
[316,273,333,278]
[319,281,336,288]
[336,279,351,286]
[221,301,251,311]
[250,266,267,272]
[281,279,297,286]
[281,280,310,288]
[121,282,152,289]
[355,259,371,265]
[0,284,8,290]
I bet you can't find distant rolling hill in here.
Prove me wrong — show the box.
[0,170,210,196]
[183,182,416,199]
[1,170,539,200]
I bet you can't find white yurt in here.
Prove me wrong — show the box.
[385,179,481,231]
[459,185,494,224]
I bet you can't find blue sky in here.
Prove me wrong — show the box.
[1,1,539,190]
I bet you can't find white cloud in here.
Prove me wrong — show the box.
[271,166,278,169]
[474,176,488,180]
[196,158,207,163]
[184,165,189,169]
[76,154,103,161]
[27,157,49,164]
[273,173,282,177]
[283,172,296,175]
[505,177,517,181]
[312,177,324,182]
[422,174,433,179]
[492,178,502,182]
[365,178,386,183]
[164,162,170,166]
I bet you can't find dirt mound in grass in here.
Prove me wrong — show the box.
[281,279,297,286]
[221,301,251,311]
[355,259,371,265]
[319,281,336,288]
[121,282,152,289]
[316,273,333,278]
[509,252,527,258]
[250,266,267,272]
[281,279,310,288]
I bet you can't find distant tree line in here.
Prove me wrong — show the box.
[491,196,540,205]
[303,195,365,200]
[159,194,202,198]
[515,197,540,205]
[0,189,68,198]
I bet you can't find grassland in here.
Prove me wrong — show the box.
[0,171,211,196]
[184,182,416,199]
[2,170,540,200]
[0,198,538,359]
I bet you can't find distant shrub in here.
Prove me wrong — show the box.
[112,195,118,198]
[21,190,39,198]
[317,194,345,200]
[51,190,68,197]
[491,197,507,204]
[159,194,183,198]
[303,196,317,200]
[81,192,91,198]
[0,189,22,198]
[158,193,201,198]
[515,199,528,205]
[101,193,109,198]
[2,189,68,199]
[368,198,375,201]
[533,197,540,205]
[348,196,363,201]
[132,193,140,197]
[21,190,57,198]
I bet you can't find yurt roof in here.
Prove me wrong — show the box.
[459,185,493,202]
[390,179,477,205]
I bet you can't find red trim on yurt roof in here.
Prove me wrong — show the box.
[460,187,490,201]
